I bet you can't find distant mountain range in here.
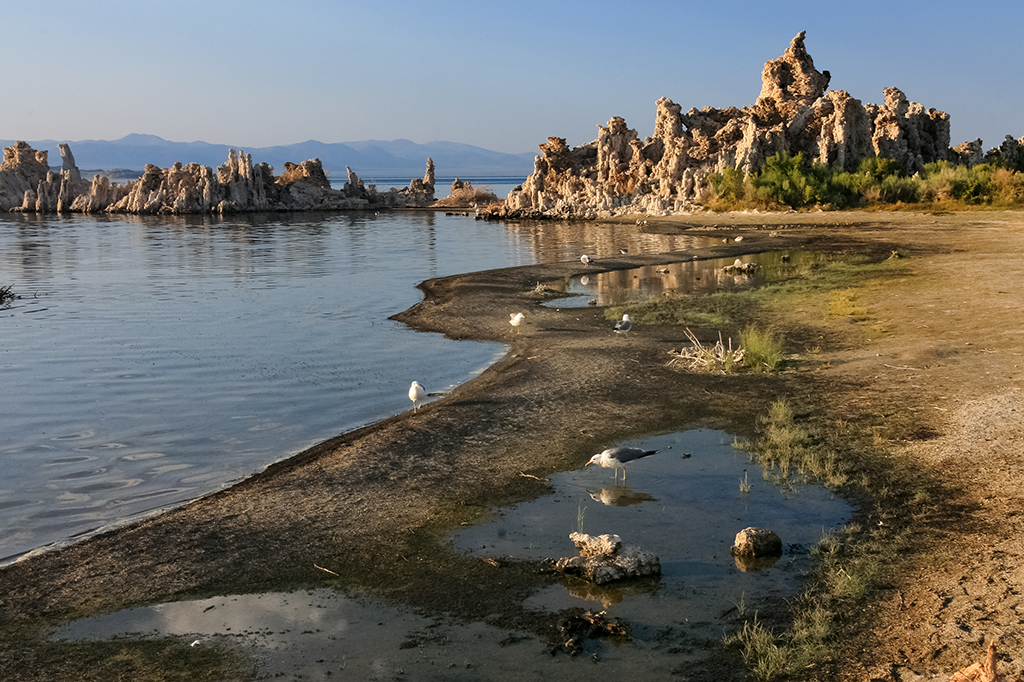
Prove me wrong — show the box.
[0,134,536,180]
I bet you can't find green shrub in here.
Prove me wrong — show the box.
[920,161,995,204]
[875,174,920,203]
[992,167,1024,203]
[700,152,1024,210]
[740,325,784,372]
[857,156,904,182]
[751,152,812,208]
[709,166,746,204]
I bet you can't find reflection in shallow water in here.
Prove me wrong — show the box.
[453,429,850,665]
[586,485,656,507]
[551,250,837,307]
[733,553,782,573]
[52,430,851,678]
[53,589,559,680]
[49,587,683,680]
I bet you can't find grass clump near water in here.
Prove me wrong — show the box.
[726,398,939,680]
[669,324,782,373]
[739,325,784,372]
[739,399,849,488]
[0,284,16,305]
[606,251,904,331]
[705,151,1024,211]
[729,522,901,681]
[825,288,867,319]
[610,251,912,375]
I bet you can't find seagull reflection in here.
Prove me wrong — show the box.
[587,485,656,507]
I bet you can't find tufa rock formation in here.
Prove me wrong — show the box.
[485,31,963,220]
[731,527,783,557]
[0,143,435,214]
[554,532,661,585]
[433,177,499,208]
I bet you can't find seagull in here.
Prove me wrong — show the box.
[586,447,659,482]
[509,312,525,332]
[408,381,425,411]
[580,254,594,266]
[614,314,632,334]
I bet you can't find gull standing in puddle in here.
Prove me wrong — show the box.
[586,446,658,482]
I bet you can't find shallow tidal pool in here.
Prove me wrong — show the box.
[53,429,851,679]
[548,250,836,308]
[452,428,851,634]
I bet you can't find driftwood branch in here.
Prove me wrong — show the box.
[314,564,339,576]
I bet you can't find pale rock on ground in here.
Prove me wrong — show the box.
[554,532,661,585]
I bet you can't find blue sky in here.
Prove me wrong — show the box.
[3,0,1021,154]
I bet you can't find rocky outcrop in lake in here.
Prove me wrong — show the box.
[0,141,435,214]
[484,32,962,220]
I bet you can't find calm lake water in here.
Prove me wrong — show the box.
[0,190,727,563]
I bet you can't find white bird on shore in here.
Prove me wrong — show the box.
[614,313,632,334]
[581,254,594,266]
[509,312,525,332]
[586,447,659,482]
[409,381,425,411]
[619,247,629,255]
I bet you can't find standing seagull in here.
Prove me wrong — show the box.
[580,254,594,266]
[586,447,659,482]
[614,313,632,334]
[509,312,525,333]
[408,381,425,411]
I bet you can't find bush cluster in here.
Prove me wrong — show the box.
[706,152,1024,211]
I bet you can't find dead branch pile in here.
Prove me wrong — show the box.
[667,328,745,371]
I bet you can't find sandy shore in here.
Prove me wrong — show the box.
[2,210,1022,681]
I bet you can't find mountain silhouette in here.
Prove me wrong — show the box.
[0,134,535,180]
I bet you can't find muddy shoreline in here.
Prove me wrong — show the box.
[2,210,1022,680]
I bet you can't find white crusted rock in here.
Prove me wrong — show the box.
[556,532,660,585]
